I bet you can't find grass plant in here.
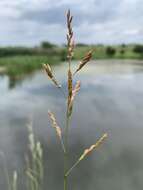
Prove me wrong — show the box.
[43,10,108,190]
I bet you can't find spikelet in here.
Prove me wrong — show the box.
[27,121,35,152]
[43,63,61,88]
[74,50,92,74]
[67,10,74,59]
[67,69,73,108]
[29,133,35,152]
[72,81,81,99]
[48,111,62,140]
[36,141,43,159]
[67,10,73,36]
[68,81,81,115]
[79,133,108,161]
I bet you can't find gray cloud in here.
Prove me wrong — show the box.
[20,0,122,25]
[0,0,143,46]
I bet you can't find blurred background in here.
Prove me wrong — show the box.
[0,0,143,190]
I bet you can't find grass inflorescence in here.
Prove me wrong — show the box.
[42,10,108,190]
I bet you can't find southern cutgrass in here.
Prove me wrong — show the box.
[43,10,108,190]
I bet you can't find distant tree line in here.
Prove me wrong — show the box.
[0,42,60,57]
[0,41,143,59]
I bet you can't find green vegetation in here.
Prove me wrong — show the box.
[41,41,57,49]
[74,44,143,59]
[106,46,116,57]
[0,43,143,79]
[0,55,60,77]
[133,45,143,57]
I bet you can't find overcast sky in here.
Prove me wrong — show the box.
[0,0,143,46]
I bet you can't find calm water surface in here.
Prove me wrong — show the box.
[0,60,143,190]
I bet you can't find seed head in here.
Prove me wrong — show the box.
[67,10,74,59]
[74,50,93,74]
[79,133,108,161]
[43,63,61,88]
[48,111,62,140]
[67,69,73,107]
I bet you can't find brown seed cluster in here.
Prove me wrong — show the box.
[67,10,74,60]
[68,81,81,115]
[43,64,61,88]
[67,69,73,108]
[71,81,81,102]
[48,111,62,140]
[79,133,108,161]
[74,50,93,74]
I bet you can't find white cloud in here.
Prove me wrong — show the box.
[0,0,143,46]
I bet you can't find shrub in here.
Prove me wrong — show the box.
[106,46,116,56]
[133,45,143,54]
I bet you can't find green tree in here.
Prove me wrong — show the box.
[41,41,56,49]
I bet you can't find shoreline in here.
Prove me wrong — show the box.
[0,56,143,79]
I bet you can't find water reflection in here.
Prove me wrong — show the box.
[0,60,143,190]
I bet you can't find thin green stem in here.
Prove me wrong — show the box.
[64,174,68,190]
[64,165,68,190]
[64,149,68,190]
[61,137,66,154]
[64,90,72,190]
[65,159,80,177]
[65,113,70,150]
[64,113,70,190]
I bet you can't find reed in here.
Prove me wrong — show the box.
[43,10,108,190]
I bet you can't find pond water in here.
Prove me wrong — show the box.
[0,60,143,190]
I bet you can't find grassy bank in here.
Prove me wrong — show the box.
[74,44,143,60]
[0,55,61,78]
[0,44,143,79]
